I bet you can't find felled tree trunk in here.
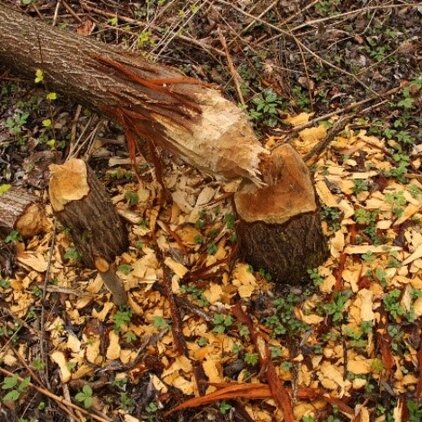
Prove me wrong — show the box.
[234,145,329,284]
[0,187,48,238]
[49,159,128,305]
[0,4,329,285]
[0,3,264,184]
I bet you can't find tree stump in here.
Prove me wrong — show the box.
[234,144,328,285]
[0,187,48,238]
[49,159,128,305]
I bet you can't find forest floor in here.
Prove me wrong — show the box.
[0,1,422,421]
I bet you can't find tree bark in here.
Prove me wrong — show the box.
[234,145,329,284]
[0,2,265,184]
[49,159,128,305]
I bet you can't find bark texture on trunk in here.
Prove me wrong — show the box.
[49,159,128,269]
[236,211,328,284]
[234,145,328,284]
[49,159,128,304]
[0,3,265,184]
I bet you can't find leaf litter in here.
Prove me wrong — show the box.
[1,111,422,421]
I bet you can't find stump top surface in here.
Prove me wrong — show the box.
[234,144,317,224]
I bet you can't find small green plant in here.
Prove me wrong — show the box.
[75,385,93,408]
[207,242,218,255]
[0,278,11,289]
[408,399,422,422]
[371,358,384,374]
[264,294,309,337]
[180,285,209,307]
[224,213,236,229]
[244,352,259,366]
[197,337,208,347]
[124,191,139,206]
[2,375,30,402]
[384,191,407,217]
[152,316,170,330]
[352,179,369,195]
[5,112,29,135]
[308,268,324,286]
[315,0,340,16]
[5,230,22,243]
[258,267,272,281]
[343,326,367,349]
[113,306,133,333]
[32,358,45,371]
[323,291,351,323]
[64,247,81,262]
[117,264,133,275]
[194,234,204,244]
[384,152,410,182]
[383,289,407,320]
[119,392,134,412]
[219,400,232,415]
[212,313,233,334]
[124,331,137,343]
[249,89,283,128]
[137,30,155,48]
[374,267,388,287]
[145,401,159,413]
[321,206,342,231]
[291,85,311,110]
[238,324,249,338]
[270,346,282,358]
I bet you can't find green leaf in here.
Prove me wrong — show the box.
[2,376,18,390]
[42,119,52,128]
[117,264,132,275]
[46,92,58,100]
[0,184,11,195]
[18,377,30,392]
[124,191,139,206]
[397,97,414,109]
[3,390,20,402]
[82,385,92,395]
[35,68,44,83]
[153,316,169,330]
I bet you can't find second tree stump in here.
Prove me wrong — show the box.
[49,159,129,305]
[234,144,328,285]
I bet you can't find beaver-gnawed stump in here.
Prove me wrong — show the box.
[234,144,328,285]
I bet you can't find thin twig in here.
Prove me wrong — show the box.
[80,0,225,59]
[282,83,405,136]
[215,0,376,95]
[291,3,422,32]
[10,346,80,421]
[218,28,245,106]
[304,114,354,164]
[40,219,57,388]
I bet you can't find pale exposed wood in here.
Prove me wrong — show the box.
[95,257,127,306]
[234,145,317,224]
[0,188,47,238]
